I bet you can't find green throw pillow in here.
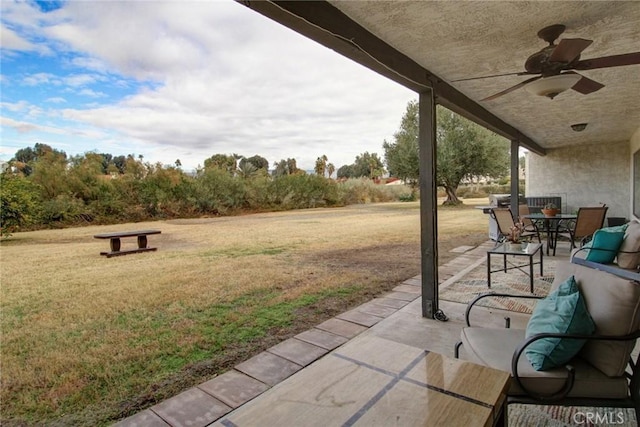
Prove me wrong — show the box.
[525,275,595,371]
[585,229,625,263]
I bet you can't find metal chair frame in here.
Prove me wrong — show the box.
[455,292,640,422]
[491,207,540,245]
[556,206,608,252]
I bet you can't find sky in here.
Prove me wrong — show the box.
[0,0,416,172]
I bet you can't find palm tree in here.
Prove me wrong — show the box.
[314,155,328,177]
[327,163,335,179]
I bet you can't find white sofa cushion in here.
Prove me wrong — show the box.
[618,219,640,270]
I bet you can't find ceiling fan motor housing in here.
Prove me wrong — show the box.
[525,46,580,76]
[470,23,640,101]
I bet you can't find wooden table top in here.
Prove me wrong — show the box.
[219,335,510,427]
[94,229,161,239]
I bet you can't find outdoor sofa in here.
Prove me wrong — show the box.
[455,260,640,419]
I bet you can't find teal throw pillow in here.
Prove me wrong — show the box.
[600,224,629,233]
[585,229,625,263]
[525,275,595,371]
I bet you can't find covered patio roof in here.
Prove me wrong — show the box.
[241,0,640,153]
[239,0,640,318]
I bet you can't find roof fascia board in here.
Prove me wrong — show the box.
[238,0,546,155]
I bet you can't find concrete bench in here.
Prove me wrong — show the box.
[94,229,161,258]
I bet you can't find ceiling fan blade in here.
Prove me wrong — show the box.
[452,71,530,83]
[480,76,542,101]
[572,52,640,70]
[567,72,605,94]
[549,38,593,63]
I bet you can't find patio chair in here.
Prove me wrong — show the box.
[519,204,542,243]
[455,261,640,421]
[555,206,608,255]
[491,207,540,245]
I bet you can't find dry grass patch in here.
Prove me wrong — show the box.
[1,200,489,425]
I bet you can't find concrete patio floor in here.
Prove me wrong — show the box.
[115,241,571,427]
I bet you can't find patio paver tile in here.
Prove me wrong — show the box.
[356,302,398,318]
[402,277,421,286]
[392,284,421,294]
[295,328,349,350]
[450,245,476,253]
[151,387,231,427]
[198,370,269,409]
[336,309,384,327]
[315,318,368,338]
[235,352,302,387]
[113,409,170,427]
[267,337,329,366]
[383,291,420,302]
[370,297,410,309]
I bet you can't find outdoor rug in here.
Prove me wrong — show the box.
[509,404,637,426]
[439,256,556,314]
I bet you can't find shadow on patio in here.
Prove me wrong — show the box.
[115,241,636,426]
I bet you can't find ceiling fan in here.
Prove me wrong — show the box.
[454,24,640,101]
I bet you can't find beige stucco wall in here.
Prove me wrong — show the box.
[631,127,640,220]
[526,140,630,221]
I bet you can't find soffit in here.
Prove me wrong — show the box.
[328,1,640,150]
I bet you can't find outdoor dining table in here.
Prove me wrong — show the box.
[523,213,577,255]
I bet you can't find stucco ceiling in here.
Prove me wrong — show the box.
[327,1,640,150]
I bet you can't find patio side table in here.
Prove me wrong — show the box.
[487,242,543,293]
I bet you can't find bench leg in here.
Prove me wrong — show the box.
[110,238,121,252]
[137,235,148,249]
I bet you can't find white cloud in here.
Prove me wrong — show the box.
[1,0,415,170]
[1,116,57,134]
[0,24,47,53]
[22,72,55,86]
[63,74,104,87]
[77,88,107,98]
[45,97,67,104]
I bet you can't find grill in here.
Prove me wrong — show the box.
[489,193,527,208]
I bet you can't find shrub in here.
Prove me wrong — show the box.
[267,174,340,209]
[40,194,88,226]
[398,193,417,202]
[193,168,247,215]
[0,174,43,237]
[337,178,408,204]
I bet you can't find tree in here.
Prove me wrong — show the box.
[383,100,420,195]
[272,158,301,176]
[113,155,127,174]
[204,154,238,174]
[336,152,384,180]
[314,155,328,177]
[237,161,258,179]
[353,152,385,179]
[383,100,510,204]
[436,108,509,204]
[0,172,43,238]
[28,147,69,199]
[326,163,335,179]
[13,143,66,176]
[240,155,269,172]
[336,164,355,179]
